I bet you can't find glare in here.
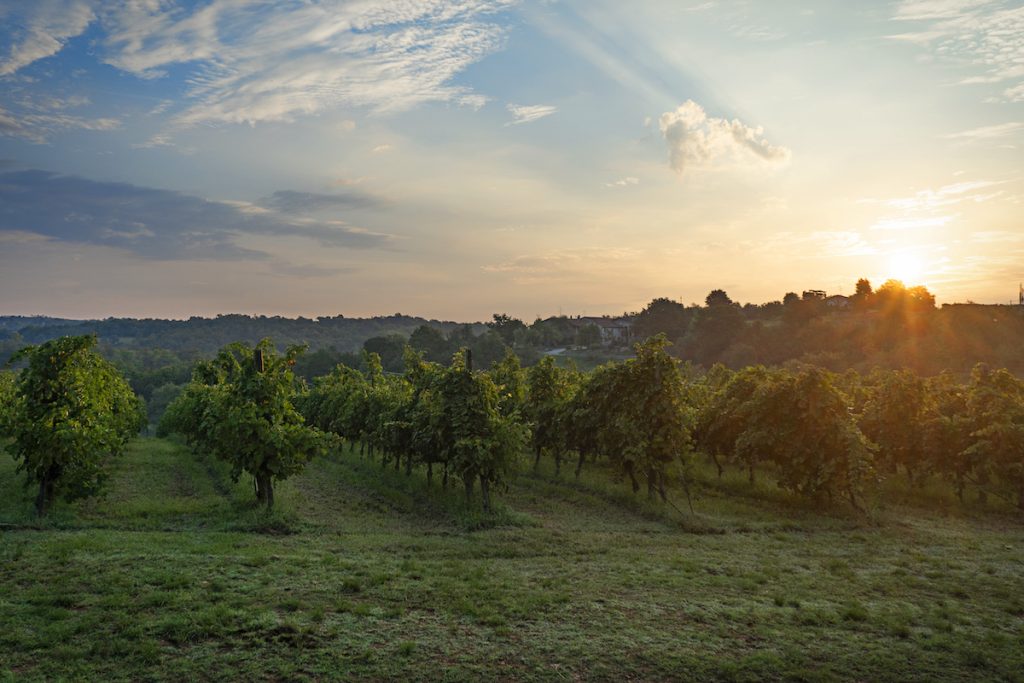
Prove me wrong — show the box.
[887,253,924,284]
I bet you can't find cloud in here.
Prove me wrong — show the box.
[90,0,515,127]
[605,177,640,188]
[943,121,1024,140]
[260,190,379,214]
[372,144,393,154]
[506,103,557,125]
[658,100,791,175]
[891,0,1024,102]
[0,170,394,260]
[863,180,1005,211]
[0,0,95,76]
[0,101,120,144]
[482,247,642,283]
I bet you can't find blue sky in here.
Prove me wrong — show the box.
[1,0,1022,319]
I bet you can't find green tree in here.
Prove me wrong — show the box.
[488,350,526,418]
[964,364,1024,509]
[525,356,577,474]
[161,339,328,510]
[737,367,875,509]
[859,369,929,484]
[2,336,145,515]
[409,325,453,364]
[694,365,775,481]
[487,314,527,346]
[922,372,974,502]
[435,350,526,511]
[632,298,692,342]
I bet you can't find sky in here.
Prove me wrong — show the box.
[0,0,1022,321]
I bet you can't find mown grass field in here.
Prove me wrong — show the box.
[1,438,1022,681]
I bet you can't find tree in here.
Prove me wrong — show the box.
[1,336,145,515]
[525,356,577,474]
[923,373,974,502]
[852,278,873,310]
[434,350,526,511]
[705,289,734,307]
[964,364,1024,509]
[488,350,526,418]
[694,365,775,481]
[363,334,408,373]
[688,292,744,365]
[570,336,694,499]
[161,339,328,510]
[409,325,452,364]
[736,367,875,509]
[486,314,527,346]
[859,369,929,483]
[633,298,691,341]
[0,370,15,421]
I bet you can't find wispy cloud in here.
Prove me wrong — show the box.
[94,0,515,128]
[506,103,557,125]
[891,0,1024,102]
[863,180,1004,211]
[943,121,1024,140]
[0,0,94,76]
[605,176,640,188]
[482,247,642,283]
[658,100,791,175]
[0,96,120,144]
[260,190,379,215]
[0,170,395,260]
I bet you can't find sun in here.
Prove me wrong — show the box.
[887,252,924,284]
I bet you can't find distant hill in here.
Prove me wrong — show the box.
[0,314,478,356]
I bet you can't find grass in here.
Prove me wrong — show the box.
[0,438,1021,681]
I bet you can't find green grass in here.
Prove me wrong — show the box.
[1,438,1022,681]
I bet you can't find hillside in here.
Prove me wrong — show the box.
[1,438,1021,681]
[0,314,478,357]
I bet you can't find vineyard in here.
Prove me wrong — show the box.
[1,335,1024,680]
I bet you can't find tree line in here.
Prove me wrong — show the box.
[4,332,1024,516]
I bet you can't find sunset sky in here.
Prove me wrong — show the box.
[1,0,1021,320]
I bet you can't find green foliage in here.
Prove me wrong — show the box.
[434,350,526,511]
[525,356,578,474]
[964,364,1024,509]
[563,336,694,499]
[736,367,875,508]
[0,370,15,423]
[1,335,145,515]
[160,339,328,509]
[694,365,776,480]
[488,349,526,418]
[859,369,929,482]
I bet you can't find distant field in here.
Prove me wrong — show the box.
[1,439,1022,681]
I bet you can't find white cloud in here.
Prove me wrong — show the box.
[506,103,557,125]
[0,97,120,144]
[605,176,640,188]
[658,100,790,175]
[372,144,393,154]
[892,0,1024,102]
[0,0,95,76]
[865,180,1004,211]
[944,122,1024,140]
[92,0,515,127]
